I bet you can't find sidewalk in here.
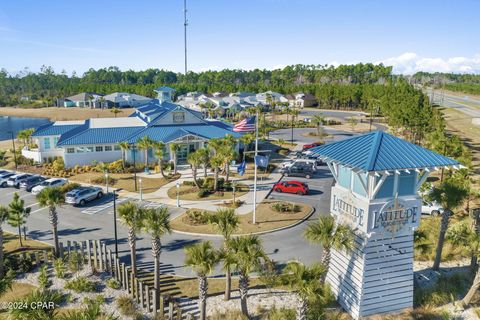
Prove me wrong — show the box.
[117,163,284,215]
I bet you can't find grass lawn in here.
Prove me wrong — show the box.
[167,183,249,201]
[0,107,134,121]
[3,231,52,255]
[0,283,37,303]
[170,200,313,235]
[70,172,180,193]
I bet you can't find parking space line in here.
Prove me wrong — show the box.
[30,207,47,214]
[26,202,39,208]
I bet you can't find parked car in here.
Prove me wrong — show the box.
[65,187,104,206]
[421,201,443,216]
[280,164,315,179]
[0,172,16,187]
[20,175,46,192]
[281,159,318,170]
[0,169,11,176]
[31,178,68,195]
[7,173,33,188]
[302,142,322,151]
[273,180,309,195]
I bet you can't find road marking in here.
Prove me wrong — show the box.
[106,200,164,214]
[30,207,47,214]
[19,193,34,199]
[82,197,130,215]
[26,202,39,208]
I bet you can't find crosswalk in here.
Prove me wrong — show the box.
[81,197,165,215]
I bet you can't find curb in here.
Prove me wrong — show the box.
[170,205,315,238]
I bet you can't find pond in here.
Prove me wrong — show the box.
[0,116,51,141]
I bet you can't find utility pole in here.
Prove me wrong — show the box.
[184,0,188,75]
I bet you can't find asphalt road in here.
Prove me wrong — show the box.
[430,90,480,118]
[1,174,331,277]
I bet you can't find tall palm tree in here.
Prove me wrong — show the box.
[0,206,8,277]
[222,135,238,182]
[118,141,130,171]
[208,139,224,191]
[196,147,210,178]
[141,207,171,304]
[169,143,181,174]
[187,150,202,188]
[137,136,154,167]
[153,141,168,178]
[8,193,31,247]
[239,133,254,155]
[184,241,219,320]
[229,235,268,317]
[118,201,144,277]
[36,188,65,257]
[312,114,325,137]
[208,209,239,300]
[282,261,329,320]
[430,178,469,271]
[303,216,354,280]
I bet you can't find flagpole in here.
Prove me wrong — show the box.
[253,109,259,224]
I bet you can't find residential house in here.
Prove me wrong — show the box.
[62,92,104,108]
[24,87,242,167]
[101,92,152,108]
[293,93,317,108]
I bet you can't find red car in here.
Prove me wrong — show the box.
[273,181,309,195]
[302,142,322,150]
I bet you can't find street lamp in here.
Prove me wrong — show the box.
[132,143,138,191]
[112,188,123,256]
[176,181,180,207]
[8,131,18,171]
[232,180,237,206]
[139,178,143,201]
[105,172,109,193]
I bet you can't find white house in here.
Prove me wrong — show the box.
[24,87,242,167]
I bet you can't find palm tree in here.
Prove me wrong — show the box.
[169,143,181,174]
[208,209,239,300]
[8,193,31,247]
[312,114,325,137]
[239,133,254,155]
[118,201,144,277]
[0,206,9,277]
[187,150,202,188]
[36,188,65,257]
[184,241,219,320]
[282,261,329,320]
[118,141,130,171]
[208,139,224,191]
[196,147,210,178]
[137,136,154,168]
[141,207,171,304]
[153,141,168,178]
[430,178,469,271]
[222,135,238,182]
[229,235,268,317]
[110,107,121,118]
[304,216,354,280]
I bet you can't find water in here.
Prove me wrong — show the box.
[0,116,51,141]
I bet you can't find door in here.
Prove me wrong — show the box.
[177,145,189,162]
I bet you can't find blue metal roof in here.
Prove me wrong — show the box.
[57,127,142,146]
[31,123,84,137]
[310,131,459,171]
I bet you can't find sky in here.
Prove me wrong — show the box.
[0,0,479,75]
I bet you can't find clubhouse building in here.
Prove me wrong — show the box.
[23,87,242,167]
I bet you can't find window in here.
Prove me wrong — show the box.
[44,138,51,150]
[75,147,84,153]
[95,146,103,152]
[66,148,75,154]
[53,137,59,148]
[106,146,113,151]
[86,147,94,152]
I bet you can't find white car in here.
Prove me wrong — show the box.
[7,173,33,188]
[421,201,443,216]
[281,159,317,170]
[31,178,68,195]
[0,172,16,187]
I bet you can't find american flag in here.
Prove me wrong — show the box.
[233,116,256,132]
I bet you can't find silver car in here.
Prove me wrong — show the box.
[7,173,33,188]
[0,172,16,187]
[65,187,104,206]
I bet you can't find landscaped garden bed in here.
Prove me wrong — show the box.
[167,178,249,201]
[170,200,313,235]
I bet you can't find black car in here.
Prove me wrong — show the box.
[280,164,315,179]
[19,175,46,192]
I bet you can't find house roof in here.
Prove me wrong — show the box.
[57,126,143,146]
[65,92,103,102]
[309,131,459,172]
[32,121,85,137]
[102,92,151,103]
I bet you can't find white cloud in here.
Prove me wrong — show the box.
[378,52,480,74]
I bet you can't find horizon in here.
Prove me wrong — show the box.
[0,0,479,75]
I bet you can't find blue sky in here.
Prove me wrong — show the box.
[0,0,479,74]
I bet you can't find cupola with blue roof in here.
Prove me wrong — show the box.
[154,86,175,103]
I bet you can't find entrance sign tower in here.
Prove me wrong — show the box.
[311,131,460,319]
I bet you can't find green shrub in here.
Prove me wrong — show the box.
[414,273,470,307]
[116,295,138,317]
[263,307,296,320]
[60,182,81,194]
[38,265,50,289]
[53,258,66,279]
[197,188,210,198]
[184,210,211,225]
[9,289,64,319]
[270,202,300,213]
[183,180,196,186]
[65,277,96,293]
[67,251,84,273]
[106,277,121,290]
